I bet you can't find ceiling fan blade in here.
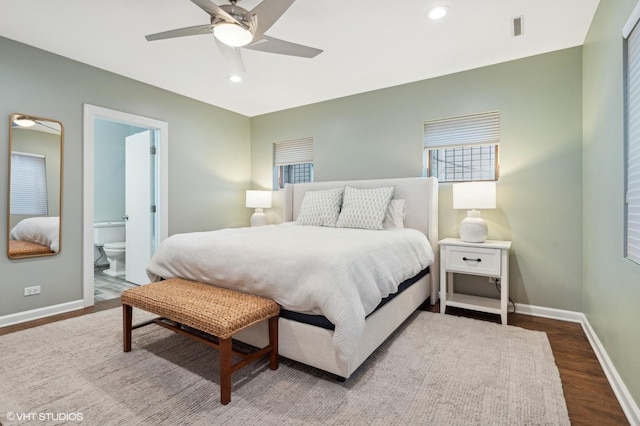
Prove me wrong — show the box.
[146,24,214,41]
[246,0,295,39]
[245,35,322,58]
[215,38,246,73]
[191,0,241,24]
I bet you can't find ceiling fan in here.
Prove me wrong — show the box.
[145,0,322,72]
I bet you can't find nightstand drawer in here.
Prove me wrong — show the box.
[445,245,501,276]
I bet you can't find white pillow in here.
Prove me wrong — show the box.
[296,187,344,227]
[336,186,395,230]
[383,199,406,229]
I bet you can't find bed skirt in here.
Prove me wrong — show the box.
[233,271,431,379]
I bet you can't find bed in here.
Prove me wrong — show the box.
[146,176,439,379]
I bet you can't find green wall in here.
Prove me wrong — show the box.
[0,36,251,317]
[583,0,640,407]
[251,47,584,311]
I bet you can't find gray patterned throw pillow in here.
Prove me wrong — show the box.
[336,186,395,230]
[296,187,344,227]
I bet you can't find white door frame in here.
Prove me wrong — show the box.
[82,104,169,307]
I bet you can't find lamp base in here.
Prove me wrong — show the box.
[250,209,267,227]
[459,210,488,243]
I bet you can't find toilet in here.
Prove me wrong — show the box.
[94,222,126,278]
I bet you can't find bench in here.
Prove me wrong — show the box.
[121,277,280,405]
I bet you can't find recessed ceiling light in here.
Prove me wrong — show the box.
[229,74,242,83]
[427,6,449,20]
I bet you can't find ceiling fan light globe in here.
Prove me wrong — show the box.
[13,116,35,127]
[213,22,253,47]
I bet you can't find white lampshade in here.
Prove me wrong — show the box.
[213,22,253,47]
[246,190,272,209]
[452,182,496,243]
[452,181,496,210]
[246,190,272,227]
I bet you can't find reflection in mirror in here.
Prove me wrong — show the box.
[7,114,63,259]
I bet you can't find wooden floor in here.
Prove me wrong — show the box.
[0,299,630,425]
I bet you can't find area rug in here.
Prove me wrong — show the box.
[0,309,569,425]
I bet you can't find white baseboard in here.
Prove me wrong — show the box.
[581,316,640,426]
[514,302,585,323]
[517,303,640,426]
[0,300,85,328]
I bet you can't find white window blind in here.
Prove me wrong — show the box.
[274,137,313,166]
[423,111,500,149]
[624,6,640,264]
[10,151,49,215]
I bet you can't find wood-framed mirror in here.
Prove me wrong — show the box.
[7,113,63,259]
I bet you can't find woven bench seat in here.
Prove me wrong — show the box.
[121,277,280,405]
[9,240,54,257]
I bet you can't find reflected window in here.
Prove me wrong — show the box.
[10,151,48,215]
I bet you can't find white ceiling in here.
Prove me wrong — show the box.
[1,0,599,117]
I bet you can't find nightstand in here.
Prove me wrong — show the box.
[439,238,512,324]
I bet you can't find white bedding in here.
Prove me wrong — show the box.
[146,223,434,360]
[10,216,60,252]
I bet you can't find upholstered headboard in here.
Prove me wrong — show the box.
[283,177,439,303]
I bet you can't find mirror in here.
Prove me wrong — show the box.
[7,113,63,259]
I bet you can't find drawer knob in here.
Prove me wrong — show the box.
[462,257,482,262]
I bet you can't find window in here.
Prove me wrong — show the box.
[273,137,314,189]
[10,151,49,215]
[423,111,500,183]
[624,5,640,264]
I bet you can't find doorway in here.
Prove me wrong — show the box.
[82,105,168,306]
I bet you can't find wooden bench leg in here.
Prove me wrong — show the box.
[123,304,132,353]
[219,337,232,405]
[269,316,279,370]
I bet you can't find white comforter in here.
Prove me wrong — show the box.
[10,216,60,252]
[146,223,434,360]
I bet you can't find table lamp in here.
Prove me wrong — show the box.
[452,181,496,243]
[246,190,272,226]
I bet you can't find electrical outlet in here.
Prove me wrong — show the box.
[24,286,41,296]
